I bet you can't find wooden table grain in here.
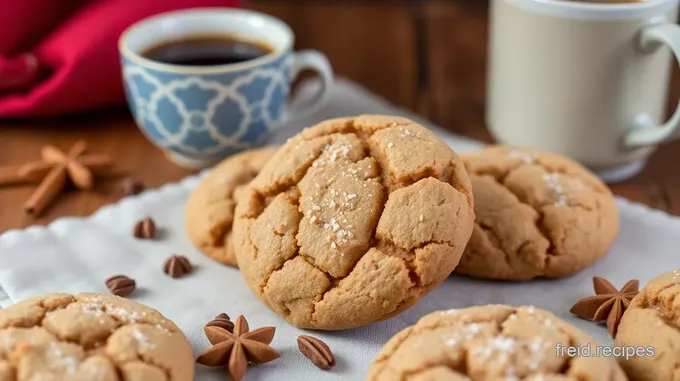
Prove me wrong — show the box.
[0,108,678,233]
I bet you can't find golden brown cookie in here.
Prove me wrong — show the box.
[233,115,475,330]
[456,146,619,281]
[615,269,680,380]
[0,293,193,381]
[367,305,627,381]
[186,146,278,267]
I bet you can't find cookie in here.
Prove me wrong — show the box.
[367,305,627,380]
[186,146,278,267]
[456,146,619,280]
[0,293,193,381]
[233,115,475,330]
[615,269,680,380]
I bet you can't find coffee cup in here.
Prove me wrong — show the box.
[119,8,333,169]
[488,0,680,182]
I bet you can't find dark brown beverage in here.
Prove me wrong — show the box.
[142,35,273,66]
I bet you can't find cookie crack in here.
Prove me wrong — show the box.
[476,222,514,271]
[110,325,174,380]
[372,307,610,380]
[2,297,180,380]
[377,310,519,380]
[34,297,76,328]
[203,170,258,210]
[483,175,558,270]
[259,249,300,296]
[250,117,399,207]
[300,124,392,325]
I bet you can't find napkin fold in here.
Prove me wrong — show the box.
[1,79,679,380]
[0,0,240,118]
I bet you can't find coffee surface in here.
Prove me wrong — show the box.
[142,35,273,66]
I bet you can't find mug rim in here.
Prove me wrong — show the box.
[505,0,678,20]
[119,8,294,74]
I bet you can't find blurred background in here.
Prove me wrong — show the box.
[1,0,679,230]
[248,0,680,141]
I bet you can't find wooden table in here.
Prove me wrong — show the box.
[1,108,678,233]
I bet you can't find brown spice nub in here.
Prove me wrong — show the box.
[297,335,336,369]
[121,177,145,195]
[205,313,234,333]
[133,217,156,239]
[163,255,192,278]
[570,276,639,337]
[105,275,136,297]
[197,315,279,380]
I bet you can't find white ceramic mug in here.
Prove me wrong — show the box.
[488,0,680,182]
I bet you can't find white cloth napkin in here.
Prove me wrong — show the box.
[1,78,679,380]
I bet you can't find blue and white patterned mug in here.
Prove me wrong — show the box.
[119,8,333,168]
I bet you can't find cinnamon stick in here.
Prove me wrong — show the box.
[0,161,51,186]
[18,162,54,181]
[79,155,112,173]
[0,170,28,186]
[24,165,67,216]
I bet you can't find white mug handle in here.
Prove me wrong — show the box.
[284,50,334,123]
[624,22,680,148]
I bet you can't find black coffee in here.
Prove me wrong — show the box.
[142,35,273,66]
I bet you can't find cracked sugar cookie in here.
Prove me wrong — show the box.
[186,146,278,267]
[367,305,627,381]
[615,269,680,380]
[456,146,619,281]
[0,293,193,381]
[233,115,475,330]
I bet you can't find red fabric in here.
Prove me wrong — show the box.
[0,0,240,118]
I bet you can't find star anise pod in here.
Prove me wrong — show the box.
[196,315,279,381]
[570,276,639,337]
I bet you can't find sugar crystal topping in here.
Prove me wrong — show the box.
[508,150,535,165]
[443,323,484,347]
[304,140,375,254]
[473,335,549,379]
[47,342,78,374]
[132,327,156,350]
[543,173,568,207]
[439,309,460,316]
[76,296,171,334]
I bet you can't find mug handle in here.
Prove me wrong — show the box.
[284,50,334,123]
[624,22,680,148]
